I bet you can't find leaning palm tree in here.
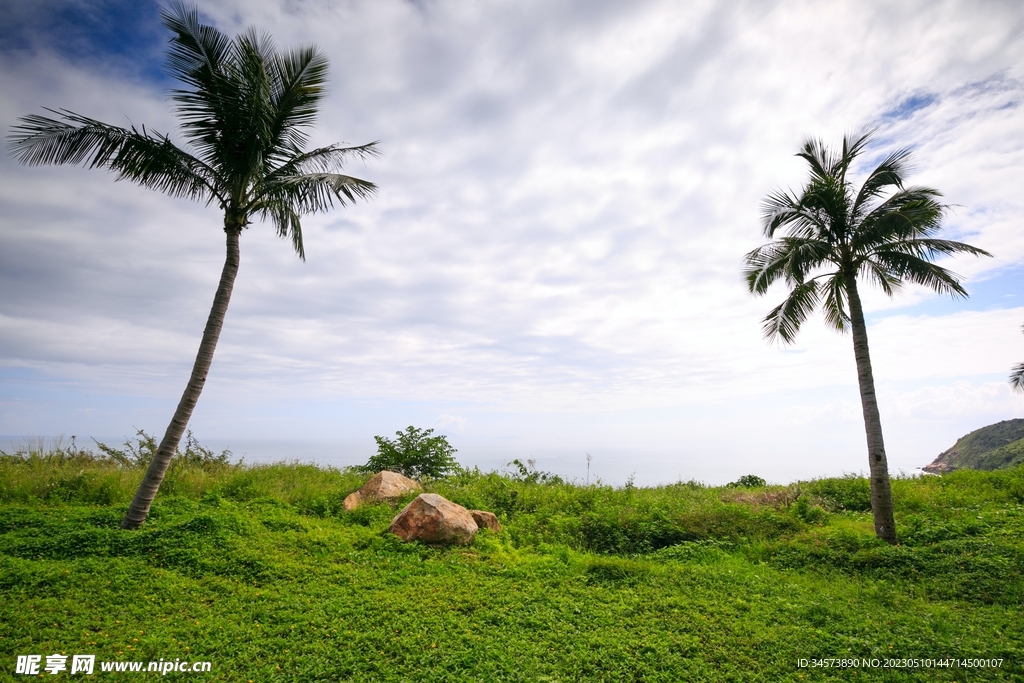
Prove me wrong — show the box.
[743,131,989,544]
[7,2,378,529]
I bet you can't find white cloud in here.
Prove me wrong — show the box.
[437,414,468,433]
[2,0,1023,482]
[880,381,1020,420]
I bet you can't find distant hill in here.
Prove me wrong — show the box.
[923,419,1024,472]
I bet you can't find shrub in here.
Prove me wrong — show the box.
[790,495,827,524]
[506,458,563,485]
[804,474,872,512]
[94,429,232,469]
[729,474,766,488]
[360,426,461,479]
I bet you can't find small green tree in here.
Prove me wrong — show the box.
[729,474,767,489]
[362,426,461,479]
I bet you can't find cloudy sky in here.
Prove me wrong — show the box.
[2,0,1023,485]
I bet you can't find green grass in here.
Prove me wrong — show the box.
[1,445,1022,681]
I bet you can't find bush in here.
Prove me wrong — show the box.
[94,429,232,469]
[729,474,766,488]
[804,474,872,512]
[506,458,563,485]
[360,426,461,480]
[790,495,827,524]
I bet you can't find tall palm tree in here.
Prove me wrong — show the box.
[7,2,378,529]
[743,131,989,544]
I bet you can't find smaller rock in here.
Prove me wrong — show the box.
[388,493,478,545]
[470,510,501,533]
[345,470,423,510]
[343,491,362,512]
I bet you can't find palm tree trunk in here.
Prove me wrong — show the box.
[121,228,241,529]
[846,278,898,544]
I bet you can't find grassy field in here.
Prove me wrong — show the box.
[1,442,1022,681]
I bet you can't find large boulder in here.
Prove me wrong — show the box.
[344,470,423,511]
[470,510,501,533]
[388,493,478,545]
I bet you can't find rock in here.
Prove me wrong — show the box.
[388,493,478,545]
[470,509,501,533]
[345,471,422,510]
[343,491,362,512]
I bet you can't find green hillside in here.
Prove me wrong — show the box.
[923,418,1024,472]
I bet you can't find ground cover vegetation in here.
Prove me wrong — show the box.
[1,440,1021,681]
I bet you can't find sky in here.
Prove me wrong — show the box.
[2,0,1023,485]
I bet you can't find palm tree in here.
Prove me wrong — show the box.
[7,2,378,529]
[1010,328,1024,392]
[743,131,990,544]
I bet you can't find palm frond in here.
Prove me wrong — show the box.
[881,238,992,260]
[266,45,330,157]
[265,204,305,260]
[799,176,850,243]
[860,258,901,297]
[850,147,912,221]
[254,172,377,217]
[163,5,241,170]
[855,188,946,249]
[744,237,831,294]
[761,279,821,344]
[7,109,220,204]
[161,1,232,90]
[254,172,375,260]
[761,188,800,237]
[744,242,790,294]
[230,29,278,181]
[866,251,969,297]
[1010,363,1024,393]
[272,142,381,175]
[837,130,873,181]
[781,237,832,285]
[796,138,834,184]
[821,274,850,332]
[258,143,381,210]
[761,188,829,239]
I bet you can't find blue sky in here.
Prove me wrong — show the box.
[0,0,166,80]
[2,0,1024,485]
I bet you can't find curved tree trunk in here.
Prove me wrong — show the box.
[121,228,241,529]
[846,278,898,544]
